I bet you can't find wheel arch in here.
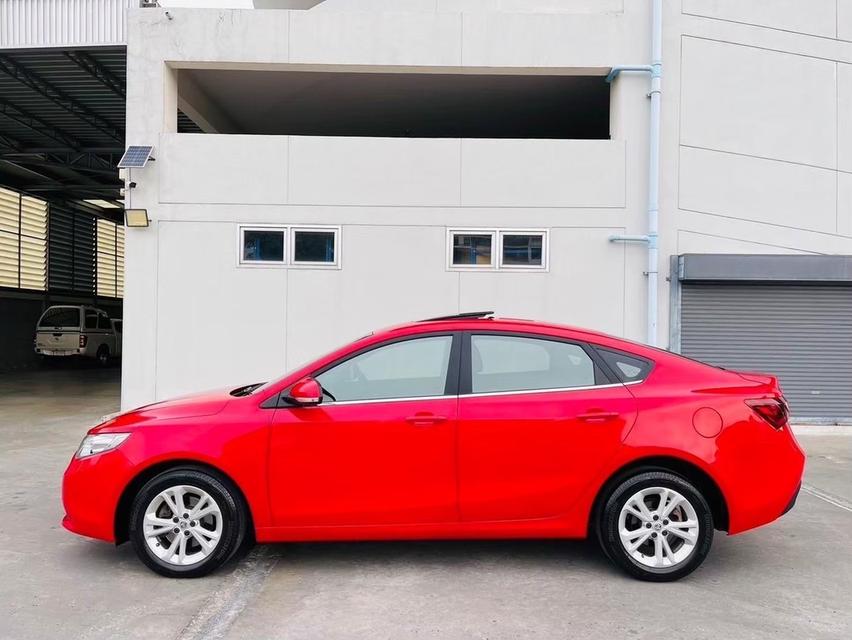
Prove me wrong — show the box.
[113,459,255,545]
[589,456,729,535]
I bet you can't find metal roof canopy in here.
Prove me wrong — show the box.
[0,45,200,223]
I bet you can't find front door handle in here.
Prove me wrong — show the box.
[405,413,448,426]
[576,411,619,422]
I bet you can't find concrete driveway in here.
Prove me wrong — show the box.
[1,369,850,640]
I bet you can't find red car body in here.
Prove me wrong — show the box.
[63,317,804,548]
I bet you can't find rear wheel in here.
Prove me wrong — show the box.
[95,345,110,367]
[129,468,247,578]
[599,471,713,581]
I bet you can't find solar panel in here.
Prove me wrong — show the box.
[117,145,154,169]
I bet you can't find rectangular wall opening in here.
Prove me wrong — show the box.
[177,69,610,139]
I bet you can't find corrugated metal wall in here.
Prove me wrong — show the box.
[48,206,95,294]
[0,0,134,49]
[680,283,852,420]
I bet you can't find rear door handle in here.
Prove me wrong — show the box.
[576,411,619,422]
[405,414,448,426]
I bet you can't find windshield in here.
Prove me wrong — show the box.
[38,307,81,329]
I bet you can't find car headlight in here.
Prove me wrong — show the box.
[76,433,131,459]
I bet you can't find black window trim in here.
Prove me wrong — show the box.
[459,330,620,397]
[264,331,462,408]
[592,345,656,386]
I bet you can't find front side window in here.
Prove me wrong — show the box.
[242,228,285,263]
[470,335,596,394]
[97,314,111,330]
[317,336,453,402]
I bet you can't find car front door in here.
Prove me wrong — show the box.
[268,333,460,527]
[457,332,638,522]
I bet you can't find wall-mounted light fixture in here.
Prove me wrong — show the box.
[125,209,150,228]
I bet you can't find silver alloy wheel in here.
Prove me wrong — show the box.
[143,485,223,566]
[617,486,700,569]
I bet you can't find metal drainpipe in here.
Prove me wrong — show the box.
[607,0,663,347]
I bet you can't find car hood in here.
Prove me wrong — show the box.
[92,388,233,432]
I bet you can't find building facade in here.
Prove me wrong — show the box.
[121,0,852,421]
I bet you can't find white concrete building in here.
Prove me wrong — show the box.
[118,0,852,420]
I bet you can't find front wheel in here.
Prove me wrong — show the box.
[599,471,714,582]
[129,468,247,578]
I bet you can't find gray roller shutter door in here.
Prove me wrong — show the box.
[680,284,852,421]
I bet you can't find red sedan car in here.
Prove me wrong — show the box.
[62,312,804,581]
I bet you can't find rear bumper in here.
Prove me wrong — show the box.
[37,349,81,357]
[725,425,806,534]
[781,482,801,516]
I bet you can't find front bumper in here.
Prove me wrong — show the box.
[62,450,134,543]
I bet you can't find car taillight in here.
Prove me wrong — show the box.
[79,335,88,348]
[746,398,788,430]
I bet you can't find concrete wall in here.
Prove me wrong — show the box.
[123,1,852,408]
[662,3,852,260]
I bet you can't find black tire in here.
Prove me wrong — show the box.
[599,470,714,582]
[96,345,110,367]
[129,467,248,578]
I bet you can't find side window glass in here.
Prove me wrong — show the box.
[596,348,654,383]
[471,335,596,394]
[98,314,111,330]
[316,336,453,402]
[84,311,98,330]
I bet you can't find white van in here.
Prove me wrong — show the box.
[34,305,118,366]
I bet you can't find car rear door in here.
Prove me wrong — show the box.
[457,332,637,522]
[268,332,461,527]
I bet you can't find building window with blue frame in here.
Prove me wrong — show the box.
[242,228,285,263]
[500,232,544,268]
[239,225,340,268]
[293,229,337,265]
[448,229,547,271]
[452,232,493,267]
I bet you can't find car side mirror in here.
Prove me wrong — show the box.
[286,377,323,407]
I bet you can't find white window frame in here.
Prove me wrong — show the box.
[497,229,549,271]
[446,229,497,271]
[238,224,342,269]
[289,226,342,269]
[447,228,548,272]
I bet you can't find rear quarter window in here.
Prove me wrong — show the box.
[596,348,654,383]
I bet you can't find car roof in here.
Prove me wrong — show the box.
[385,313,621,343]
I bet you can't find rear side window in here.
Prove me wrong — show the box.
[39,307,80,329]
[84,310,98,330]
[596,348,654,383]
[470,335,597,393]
